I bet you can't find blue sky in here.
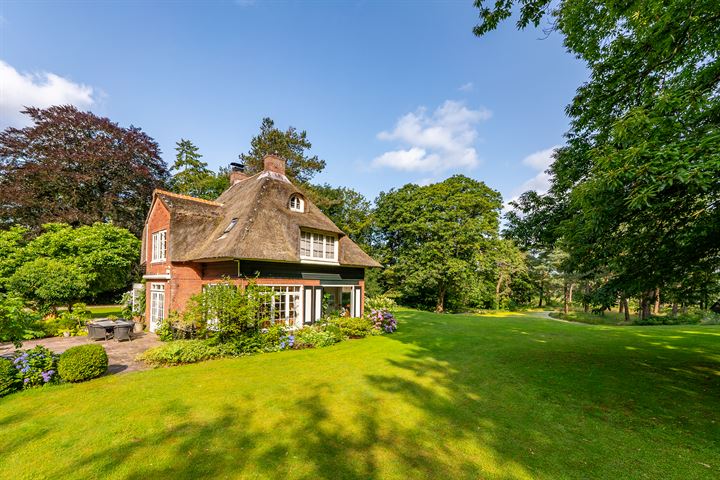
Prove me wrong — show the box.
[0,1,587,205]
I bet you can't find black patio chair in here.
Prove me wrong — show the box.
[113,324,133,342]
[87,324,111,341]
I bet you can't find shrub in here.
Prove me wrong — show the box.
[58,344,108,382]
[12,345,59,388]
[367,309,398,333]
[42,303,92,337]
[0,358,19,397]
[327,316,375,338]
[137,340,229,366]
[294,327,342,349]
[365,294,398,313]
[0,293,43,347]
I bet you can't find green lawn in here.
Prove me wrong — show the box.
[550,309,630,325]
[1,310,719,479]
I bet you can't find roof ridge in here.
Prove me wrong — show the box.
[154,189,223,206]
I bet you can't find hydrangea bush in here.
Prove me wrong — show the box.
[368,309,398,333]
[12,345,59,388]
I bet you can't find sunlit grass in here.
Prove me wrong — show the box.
[1,310,719,479]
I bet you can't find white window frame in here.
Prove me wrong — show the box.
[262,285,303,328]
[149,283,165,332]
[300,230,338,263]
[151,230,167,263]
[289,194,305,213]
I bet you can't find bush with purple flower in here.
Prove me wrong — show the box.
[368,309,398,334]
[12,345,59,388]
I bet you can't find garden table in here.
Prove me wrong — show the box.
[91,320,134,339]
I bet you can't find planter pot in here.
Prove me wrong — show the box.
[133,322,144,333]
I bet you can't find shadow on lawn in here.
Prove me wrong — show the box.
[3,311,719,479]
[363,310,720,478]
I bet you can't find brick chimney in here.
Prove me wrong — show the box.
[229,162,248,184]
[263,153,286,175]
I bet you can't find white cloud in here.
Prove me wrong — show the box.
[372,100,491,173]
[458,82,474,92]
[0,60,96,128]
[504,145,560,212]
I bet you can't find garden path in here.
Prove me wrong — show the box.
[0,332,161,374]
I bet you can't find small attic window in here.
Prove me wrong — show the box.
[289,194,305,213]
[217,218,238,240]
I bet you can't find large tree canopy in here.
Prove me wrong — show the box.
[239,117,326,184]
[0,105,169,236]
[307,184,373,250]
[3,223,140,310]
[479,0,720,312]
[374,175,502,312]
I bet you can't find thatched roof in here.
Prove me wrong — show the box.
[145,168,381,268]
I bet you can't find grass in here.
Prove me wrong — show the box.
[1,309,719,479]
[86,305,123,319]
[550,309,630,325]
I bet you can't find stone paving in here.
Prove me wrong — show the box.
[0,331,162,374]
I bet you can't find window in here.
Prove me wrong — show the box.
[149,283,165,332]
[289,194,304,212]
[217,218,238,240]
[300,231,338,262]
[264,286,302,327]
[151,230,167,262]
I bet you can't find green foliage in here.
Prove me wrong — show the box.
[327,315,375,338]
[239,117,326,184]
[9,258,87,311]
[4,223,139,310]
[293,326,342,349]
[182,279,273,342]
[306,184,373,249]
[41,304,92,337]
[57,344,108,382]
[365,294,398,313]
[478,0,720,312]
[12,345,59,388]
[0,226,29,291]
[0,358,19,397]
[374,175,502,312]
[170,139,229,200]
[137,340,230,366]
[0,293,43,347]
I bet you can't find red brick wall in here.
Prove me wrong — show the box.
[144,199,171,322]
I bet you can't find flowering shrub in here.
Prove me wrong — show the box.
[12,345,59,388]
[294,326,342,348]
[368,309,398,333]
[327,315,375,338]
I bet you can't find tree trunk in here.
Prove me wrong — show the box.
[538,282,544,308]
[563,283,570,314]
[671,302,678,316]
[436,285,445,313]
[618,297,624,314]
[641,292,651,320]
[568,283,574,305]
[620,298,629,323]
[653,287,660,315]
[495,273,504,310]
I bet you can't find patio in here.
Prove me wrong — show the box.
[0,332,162,374]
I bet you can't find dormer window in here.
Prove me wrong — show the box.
[289,194,305,212]
[300,230,338,262]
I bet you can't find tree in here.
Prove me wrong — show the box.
[9,258,88,312]
[306,184,373,249]
[0,105,168,236]
[0,293,42,347]
[374,175,502,312]
[0,226,29,291]
[239,117,326,184]
[170,139,229,200]
[479,0,720,310]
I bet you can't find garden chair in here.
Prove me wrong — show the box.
[88,324,111,341]
[113,324,133,342]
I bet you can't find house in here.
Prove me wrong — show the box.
[140,154,381,332]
